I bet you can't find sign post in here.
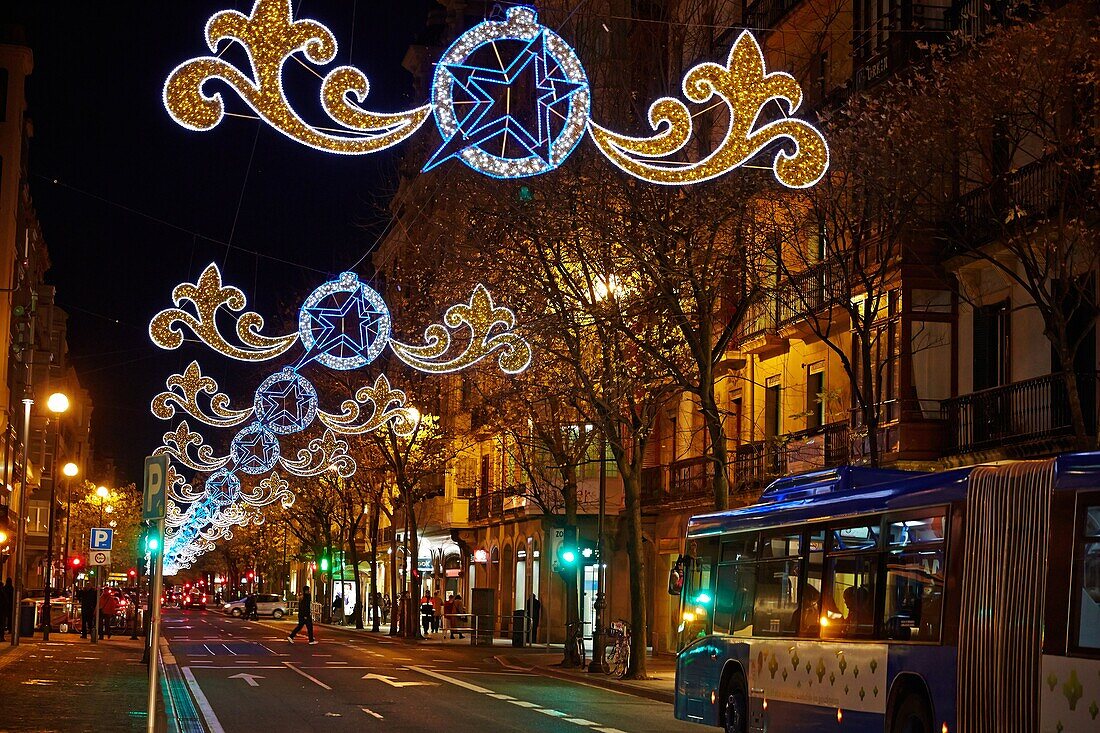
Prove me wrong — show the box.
[89,528,113,645]
[143,456,167,733]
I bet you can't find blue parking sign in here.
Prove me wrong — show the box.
[90,528,113,551]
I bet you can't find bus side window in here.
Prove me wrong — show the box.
[800,529,825,637]
[883,514,946,641]
[1075,503,1100,650]
[754,531,802,636]
[680,537,718,645]
[822,553,878,638]
[715,562,756,637]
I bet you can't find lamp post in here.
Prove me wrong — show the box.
[60,462,78,596]
[41,392,70,641]
[11,394,33,647]
[588,430,608,673]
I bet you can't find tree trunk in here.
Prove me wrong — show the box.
[860,325,880,467]
[368,504,380,633]
[621,466,649,679]
[388,531,399,636]
[1055,345,1090,448]
[700,381,730,510]
[346,516,363,630]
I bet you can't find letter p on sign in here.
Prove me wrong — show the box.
[143,455,169,521]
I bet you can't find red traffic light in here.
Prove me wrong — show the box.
[70,556,83,568]
[247,572,255,580]
[128,568,137,578]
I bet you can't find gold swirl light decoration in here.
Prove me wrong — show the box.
[389,284,533,374]
[149,263,298,361]
[588,31,828,189]
[151,360,253,428]
[163,0,431,155]
[317,374,419,436]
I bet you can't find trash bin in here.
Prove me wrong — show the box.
[512,609,525,648]
[19,601,36,637]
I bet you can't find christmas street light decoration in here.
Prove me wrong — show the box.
[150,265,530,568]
[164,1,828,188]
[588,31,829,189]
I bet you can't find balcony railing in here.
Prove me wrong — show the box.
[941,372,1097,455]
[954,156,1064,242]
[744,0,803,30]
[776,262,838,327]
[669,457,714,500]
[733,441,788,485]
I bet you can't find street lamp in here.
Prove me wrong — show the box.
[41,392,69,641]
[61,462,79,596]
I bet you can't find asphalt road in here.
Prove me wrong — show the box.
[161,608,699,733]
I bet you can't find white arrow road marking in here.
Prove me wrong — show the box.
[228,673,264,687]
[283,662,332,690]
[361,673,439,688]
[361,708,384,720]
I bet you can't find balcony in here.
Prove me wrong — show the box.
[744,0,803,30]
[733,441,788,486]
[953,156,1066,244]
[466,490,505,523]
[669,457,714,501]
[941,372,1098,455]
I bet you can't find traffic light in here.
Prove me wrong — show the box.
[144,527,161,554]
[69,556,84,570]
[247,571,255,582]
[578,539,598,566]
[128,568,137,579]
[319,556,329,572]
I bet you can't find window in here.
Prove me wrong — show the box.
[765,381,781,439]
[720,535,757,564]
[806,368,824,431]
[883,549,944,641]
[754,559,801,635]
[887,515,946,546]
[801,530,825,636]
[831,522,880,551]
[714,562,755,637]
[1075,503,1100,650]
[680,537,718,645]
[972,300,1009,391]
[822,553,878,638]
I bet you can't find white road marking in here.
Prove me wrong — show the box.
[283,662,332,690]
[407,666,493,694]
[564,719,598,726]
[538,709,567,717]
[509,700,540,708]
[361,707,384,720]
[487,693,515,700]
[228,672,264,687]
[593,728,630,733]
[181,667,226,733]
[362,673,439,688]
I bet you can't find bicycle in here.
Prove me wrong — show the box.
[565,620,587,668]
[604,619,630,678]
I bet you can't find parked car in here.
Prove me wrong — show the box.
[181,592,207,610]
[223,593,287,619]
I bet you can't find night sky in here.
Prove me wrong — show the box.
[7,1,436,484]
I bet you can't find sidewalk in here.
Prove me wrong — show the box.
[0,632,167,732]
[263,616,677,703]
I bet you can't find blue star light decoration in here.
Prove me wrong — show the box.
[425,16,589,177]
[298,271,391,370]
[230,423,281,475]
[254,368,319,434]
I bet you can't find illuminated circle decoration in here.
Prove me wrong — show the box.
[163,2,828,187]
[298,272,391,370]
[230,423,281,475]
[205,469,242,507]
[254,368,318,434]
[424,6,591,178]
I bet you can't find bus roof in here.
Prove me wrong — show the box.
[685,453,1100,538]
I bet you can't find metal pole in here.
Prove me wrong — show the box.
[588,432,607,673]
[92,503,102,644]
[11,396,33,647]
[62,474,73,596]
[41,417,61,641]
[146,519,165,733]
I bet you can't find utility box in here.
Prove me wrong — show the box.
[470,588,494,646]
[511,609,526,647]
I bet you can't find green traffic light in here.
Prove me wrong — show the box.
[561,549,576,564]
[320,557,330,572]
[148,537,159,551]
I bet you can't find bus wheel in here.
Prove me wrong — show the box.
[722,672,748,733]
[890,692,933,733]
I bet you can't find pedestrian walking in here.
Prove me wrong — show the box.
[527,593,542,644]
[287,586,317,644]
[79,585,96,638]
[0,578,13,641]
[243,594,258,620]
[450,594,465,639]
[332,593,344,624]
[431,591,443,634]
[420,593,433,635]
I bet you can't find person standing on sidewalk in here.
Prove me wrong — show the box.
[431,591,443,634]
[287,586,317,644]
[99,588,120,639]
[527,593,541,644]
[0,578,13,641]
[79,585,96,638]
[450,594,465,639]
[419,593,434,635]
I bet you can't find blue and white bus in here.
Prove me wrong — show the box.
[672,454,1100,733]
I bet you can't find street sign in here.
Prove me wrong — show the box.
[90,528,114,551]
[551,527,565,572]
[143,455,169,521]
[91,550,111,566]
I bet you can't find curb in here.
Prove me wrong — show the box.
[503,657,676,705]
